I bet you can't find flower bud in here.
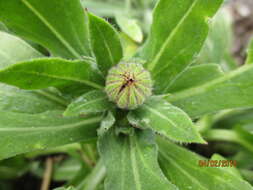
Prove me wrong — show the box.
[105,62,152,110]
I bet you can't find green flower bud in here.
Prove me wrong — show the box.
[105,62,152,110]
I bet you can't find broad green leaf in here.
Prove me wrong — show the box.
[168,64,224,92]
[168,64,253,118]
[88,13,123,76]
[116,15,143,43]
[64,90,112,116]
[158,138,253,190]
[0,83,64,113]
[138,0,223,93]
[196,8,237,71]
[0,31,43,69]
[211,154,242,178]
[98,128,178,190]
[120,33,139,59]
[0,58,104,90]
[0,111,102,160]
[246,38,253,64]
[0,0,91,59]
[128,97,205,143]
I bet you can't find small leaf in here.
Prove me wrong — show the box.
[0,111,102,160]
[128,97,205,143]
[98,128,178,190]
[158,138,253,190]
[116,15,143,43]
[0,83,64,114]
[64,90,112,116]
[138,0,223,93]
[0,0,91,59]
[168,64,224,93]
[0,58,104,90]
[88,13,123,76]
[0,31,43,69]
[168,64,253,118]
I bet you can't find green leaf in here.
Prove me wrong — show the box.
[138,0,223,93]
[81,0,126,17]
[246,38,253,64]
[88,13,123,76]
[211,153,242,178]
[98,128,178,190]
[98,111,116,136]
[0,31,43,69]
[168,64,253,118]
[0,0,91,59]
[0,83,64,113]
[116,15,143,43]
[196,8,237,71]
[128,97,205,143]
[168,64,224,93]
[0,111,102,160]
[158,138,253,190]
[64,90,112,116]
[0,58,104,90]
[0,156,29,180]
[54,187,76,190]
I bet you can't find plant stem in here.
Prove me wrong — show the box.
[40,157,53,190]
[81,159,106,190]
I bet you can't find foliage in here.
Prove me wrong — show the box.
[0,0,253,189]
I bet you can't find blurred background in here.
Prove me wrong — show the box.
[1,0,253,189]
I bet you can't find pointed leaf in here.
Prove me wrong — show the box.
[0,111,102,160]
[98,128,178,190]
[138,0,223,93]
[0,32,43,69]
[168,64,253,118]
[158,138,253,190]
[64,90,113,116]
[0,0,91,58]
[0,58,104,90]
[0,84,64,113]
[88,13,123,76]
[128,97,205,143]
[168,64,224,92]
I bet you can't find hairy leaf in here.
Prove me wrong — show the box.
[138,0,223,93]
[64,90,113,116]
[168,64,253,118]
[128,97,205,143]
[88,13,123,76]
[0,31,43,69]
[168,64,224,92]
[158,138,253,190]
[0,58,104,90]
[98,128,178,190]
[0,0,91,58]
[0,111,102,160]
[0,84,63,113]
